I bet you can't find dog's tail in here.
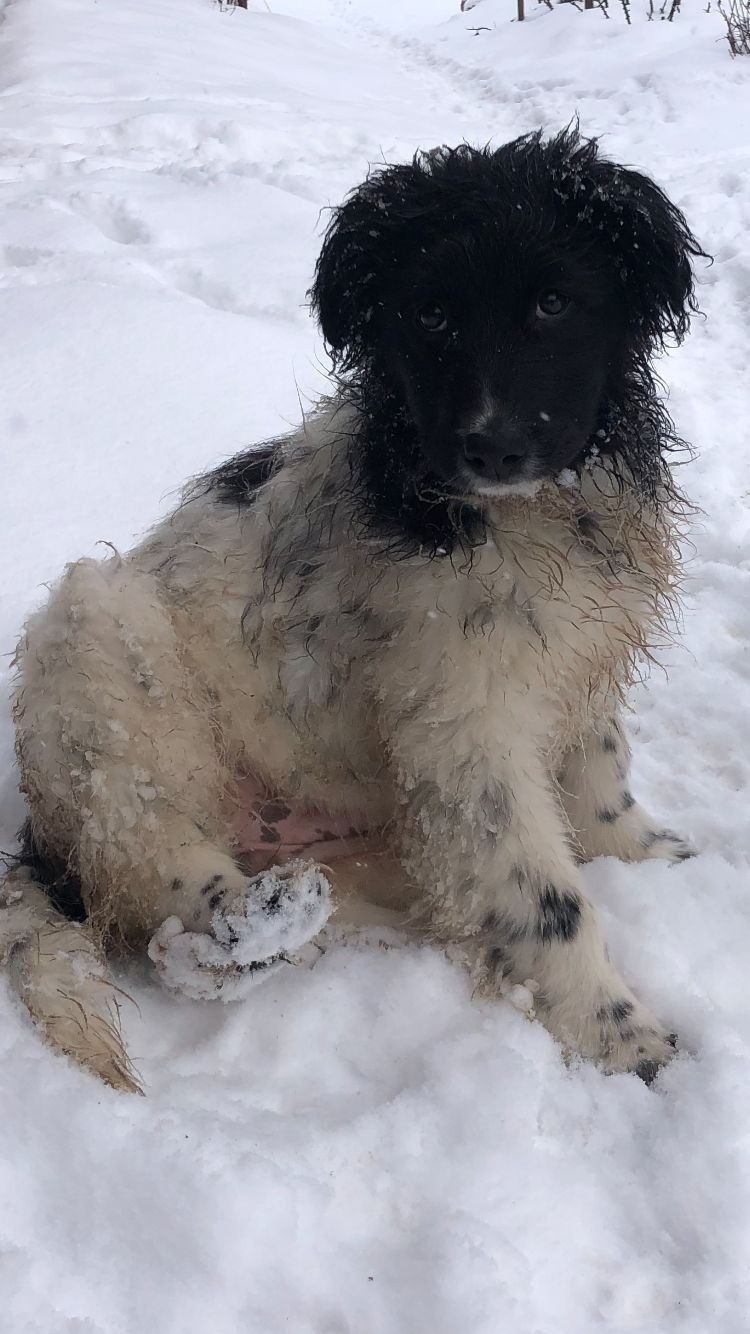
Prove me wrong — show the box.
[0,855,142,1095]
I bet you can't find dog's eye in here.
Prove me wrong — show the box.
[416,304,448,333]
[536,290,569,319]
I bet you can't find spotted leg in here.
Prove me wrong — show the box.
[558,711,695,865]
[389,696,676,1081]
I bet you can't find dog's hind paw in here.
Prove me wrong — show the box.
[148,916,285,1001]
[148,860,333,1001]
[212,859,333,964]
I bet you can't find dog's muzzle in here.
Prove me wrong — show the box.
[459,421,538,491]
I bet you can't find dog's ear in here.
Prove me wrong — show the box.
[310,162,422,372]
[310,186,386,371]
[594,163,707,349]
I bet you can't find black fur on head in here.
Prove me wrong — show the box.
[310,127,707,556]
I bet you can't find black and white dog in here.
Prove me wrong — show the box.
[1,129,705,1092]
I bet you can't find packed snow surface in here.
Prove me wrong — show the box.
[1,0,749,1329]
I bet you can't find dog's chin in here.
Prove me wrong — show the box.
[453,465,546,504]
[426,445,583,504]
[469,474,544,501]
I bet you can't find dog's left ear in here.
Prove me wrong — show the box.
[598,164,707,348]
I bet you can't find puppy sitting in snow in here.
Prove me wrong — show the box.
[1,129,704,1092]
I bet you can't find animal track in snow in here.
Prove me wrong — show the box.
[67,192,152,246]
[2,245,55,269]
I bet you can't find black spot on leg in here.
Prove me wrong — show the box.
[201,874,224,896]
[536,885,582,944]
[597,803,621,823]
[487,945,507,975]
[170,878,183,892]
[621,791,635,812]
[601,734,619,754]
[598,998,634,1029]
[641,828,680,850]
[672,846,695,862]
[208,891,224,910]
[611,998,634,1026]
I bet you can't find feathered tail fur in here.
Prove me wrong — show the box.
[0,866,141,1093]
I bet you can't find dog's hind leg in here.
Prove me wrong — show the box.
[558,709,695,865]
[14,556,235,937]
[13,556,332,1014]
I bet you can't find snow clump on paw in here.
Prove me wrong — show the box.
[147,916,284,1002]
[212,860,333,966]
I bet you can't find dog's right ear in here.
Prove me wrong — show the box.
[309,188,384,371]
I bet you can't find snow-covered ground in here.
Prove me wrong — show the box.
[1,0,749,1329]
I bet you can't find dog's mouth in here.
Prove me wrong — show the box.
[458,465,545,501]
[416,431,589,508]
[436,454,548,504]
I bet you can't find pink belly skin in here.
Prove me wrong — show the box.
[229,774,378,875]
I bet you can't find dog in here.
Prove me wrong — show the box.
[0,129,705,1093]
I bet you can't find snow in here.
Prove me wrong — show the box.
[1,0,749,1329]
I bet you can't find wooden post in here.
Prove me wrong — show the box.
[517,0,525,19]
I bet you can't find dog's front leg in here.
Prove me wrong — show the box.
[392,711,676,1080]
[558,709,695,865]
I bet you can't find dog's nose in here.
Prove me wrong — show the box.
[461,431,526,484]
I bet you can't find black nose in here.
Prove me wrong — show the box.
[462,431,526,484]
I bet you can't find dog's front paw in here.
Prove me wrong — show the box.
[147,916,284,1001]
[544,993,678,1084]
[600,1025,678,1084]
[639,828,696,864]
[591,997,678,1083]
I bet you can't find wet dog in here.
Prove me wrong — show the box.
[1,129,705,1091]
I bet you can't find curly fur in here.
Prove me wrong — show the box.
[1,129,705,1091]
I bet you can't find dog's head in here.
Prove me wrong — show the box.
[311,129,705,500]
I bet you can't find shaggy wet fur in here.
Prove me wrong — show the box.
[1,129,706,1092]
